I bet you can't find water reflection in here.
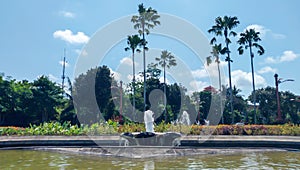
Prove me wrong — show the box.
[0,150,299,169]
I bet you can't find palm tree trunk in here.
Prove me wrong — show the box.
[163,63,167,122]
[142,25,146,113]
[226,43,234,124]
[250,45,257,124]
[217,62,224,124]
[132,51,136,120]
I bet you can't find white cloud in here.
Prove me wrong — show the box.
[203,60,227,78]
[53,29,89,44]
[59,60,69,67]
[59,11,76,18]
[280,50,298,62]
[231,70,267,89]
[258,66,277,74]
[120,57,139,67]
[120,57,133,66]
[191,68,208,79]
[264,50,299,64]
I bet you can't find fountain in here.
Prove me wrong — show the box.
[121,109,181,146]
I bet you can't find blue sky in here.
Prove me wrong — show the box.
[0,0,299,97]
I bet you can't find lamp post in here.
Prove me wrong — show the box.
[274,74,294,123]
[111,81,123,123]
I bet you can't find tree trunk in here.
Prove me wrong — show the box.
[132,51,136,120]
[164,63,167,122]
[249,44,257,124]
[142,25,146,113]
[226,42,234,124]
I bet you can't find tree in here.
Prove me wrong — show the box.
[125,34,142,117]
[238,28,265,124]
[73,66,117,124]
[31,76,63,124]
[253,87,300,124]
[208,16,240,124]
[131,3,160,112]
[207,44,226,123]
[0,76,33,126]
[155,50,177,121]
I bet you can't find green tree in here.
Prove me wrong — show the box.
[253,87,299,124]
[131,3,160,112]
[208,16,240,124]
[155,50,177,121]
[31,76,63,124]
[0,76,33,126]
[238,28,265,124]
[73,66,117,124]
[125,34,142,116]
[222,86,246,124]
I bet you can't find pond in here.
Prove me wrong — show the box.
[0,150,299,169]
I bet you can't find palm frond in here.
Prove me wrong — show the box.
[237,46,244,55]
[206,56,213,66]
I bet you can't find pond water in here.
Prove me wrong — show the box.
[0,150,299,169]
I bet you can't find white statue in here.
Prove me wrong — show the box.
[144,109,154,133]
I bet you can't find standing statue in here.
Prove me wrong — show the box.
[144,109,154,133]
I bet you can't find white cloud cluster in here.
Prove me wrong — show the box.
[59,11,76,18]
[231,70,267,89]
[191,68,208,79]
[120,57,133,66]
[53,29,89,44]
[258,66,277,74]
[265,50,298,64]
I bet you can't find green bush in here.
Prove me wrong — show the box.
[1,121,300,136]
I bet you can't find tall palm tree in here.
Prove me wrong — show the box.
[208,16,240,124]
[125,34,142,118]
[155,50,177,122]
[237,28,264,124]
[131,3,160,112]
[206,44,226,123]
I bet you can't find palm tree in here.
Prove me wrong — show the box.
[208,16,240,124]
[237,28,264,124]
[125,34,142,118]
[206,44,226,123]
[155,50,177,122]
[131,3,160,112]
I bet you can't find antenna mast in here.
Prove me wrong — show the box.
[62,48,66,91]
